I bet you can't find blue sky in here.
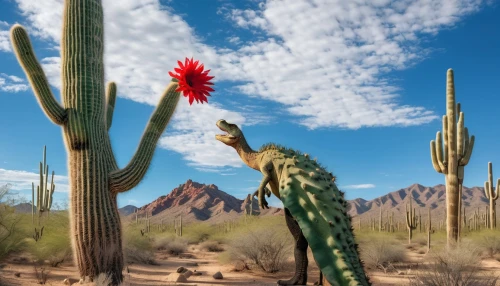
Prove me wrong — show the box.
[0,0,499,209]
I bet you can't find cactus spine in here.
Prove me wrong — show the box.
[32,145,55,226]
[10,0,183,283]
[484,162,499,229]
[430,69,475,246]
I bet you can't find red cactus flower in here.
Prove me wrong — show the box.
[168,58,214,105]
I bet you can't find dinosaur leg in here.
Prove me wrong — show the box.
[278,208,308,285]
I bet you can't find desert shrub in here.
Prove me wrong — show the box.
[165,239,188,255]
[0,184,25,260]
[123,225,157,265]
[48,249,71,267]
[414,236,428,246]
[124,246,157,265]
[182,222,217,244]
[475,231,500,258]
[151,234,188,255]
[359,237,406,273]
[25,212,72,263]
[228,228,292,273]
[200,240,224,252]
[408,243,499,286]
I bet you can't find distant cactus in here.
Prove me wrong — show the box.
[427,207,432,253]
[31,145,55,226]
[405,195,418,244]
[430,69,475,246]
[379,205,383,232]
[484,162,499,229]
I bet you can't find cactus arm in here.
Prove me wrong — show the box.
[442,115,448,165]
[494,179,500,200]
[106,82,117,131]
[463,127,470,155]
[435,132,446,172]
[430,141,444,173]
[459,135,474,165]
[457,113,464,157]
[485,181,491,199]
[9,25,66,125]
[108,81,181,193]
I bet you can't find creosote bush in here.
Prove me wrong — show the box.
[359,236,406,273]
[200,240,224,252]
[228,228,292,273]
[408,242,499,286]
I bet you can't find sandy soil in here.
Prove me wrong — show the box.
[1,243,499,286]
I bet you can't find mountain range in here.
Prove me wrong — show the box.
[12,180,495,225]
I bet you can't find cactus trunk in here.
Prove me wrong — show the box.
[10,0,183,283]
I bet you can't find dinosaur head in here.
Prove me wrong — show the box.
[215,119,242,146]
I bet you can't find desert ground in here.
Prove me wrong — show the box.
[1,213,500,286]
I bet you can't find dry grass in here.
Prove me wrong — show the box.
[408,242,499,286]
[200,240,224,252]
[228,228,292,273]
[33,265,49,284]
[473,230,500,258]
[359,236,406,273]
[155,237,188,255]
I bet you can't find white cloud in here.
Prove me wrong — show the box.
[0,168,69,193]
[221,0,487,129]
[341,184,376,189]
[0,73,29,92]
[9,0,488,169]
[0,21,11,52]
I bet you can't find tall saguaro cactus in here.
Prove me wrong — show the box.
[484,162,499,229]
[9,0,214,283]
[430,69,475,246]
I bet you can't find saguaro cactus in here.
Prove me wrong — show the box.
[427,207,432,253]
[10,1,213,283]
[430,69,475,246]
[32,145,55,225]
[484,162,499,229]
[406,195,418,244]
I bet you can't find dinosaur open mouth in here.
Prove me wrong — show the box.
[217,125,236,139]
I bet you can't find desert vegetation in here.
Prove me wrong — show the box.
[0,200,499,285]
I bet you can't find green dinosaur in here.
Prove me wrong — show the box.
[215,120,370,286]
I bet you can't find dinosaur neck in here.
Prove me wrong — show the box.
[235,136,260,171]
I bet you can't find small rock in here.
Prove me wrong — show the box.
[14,272,20,277]
[185,262,198,266]
[183,270,193,278]
[192,270,202,276]
[213,271,223,279]
[63,278,78,285]
[164,273,188,282]
[233,261,248,271]
[176,266,186,273]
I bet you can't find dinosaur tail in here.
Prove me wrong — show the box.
[279,162,370,286]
